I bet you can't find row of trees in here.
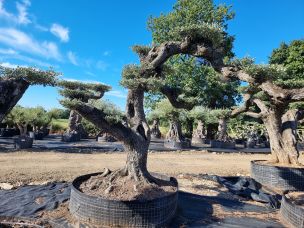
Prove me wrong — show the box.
[0,0,303,189]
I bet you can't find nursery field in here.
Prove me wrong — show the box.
[0,151,286,186]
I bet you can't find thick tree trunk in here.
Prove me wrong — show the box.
[216,117,230,141]
[124,139,150,182]
[150,119,161,139]
[0,79,29,123]
[192,120,206,139]
[17,124,28,136]
[67,110,87,138]
[263,110,300,165]
[166,119,185,142]
[184,118,194,138]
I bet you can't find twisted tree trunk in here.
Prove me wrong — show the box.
[216,117,230,141]
[192,120,206,139]
[263,109,300,165]
[150,119,161,139]
[67,110,87,138]
[0,79,29,123]
[166,119,185,142]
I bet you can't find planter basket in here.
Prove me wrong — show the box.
[69,173,178,227]
[14,136,33,149]
[61,132,81,142]
[251,160,304,191]
[164,139,191,149]
[280,194,304,228]
[191,137,210,145]
[210,140,236,149]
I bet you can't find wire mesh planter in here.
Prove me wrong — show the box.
[164,139,191,149]
[210,140,236,149]
[251,160,304,191]
[280,193,304,228]
[69,172,178,227]
[14,136,33,149]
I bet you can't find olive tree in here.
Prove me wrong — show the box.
[222,40,304,164]
[6,106,36,136]
[0,66,58,123]
[59,0,230,185]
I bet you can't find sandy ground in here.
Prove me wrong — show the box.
[0,150,275,186]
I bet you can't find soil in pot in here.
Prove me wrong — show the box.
[0,217,51,228]
[79,172,177,201]
[256,160,304,168]
[286,191,304,208]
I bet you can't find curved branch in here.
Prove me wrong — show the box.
[231,93,252,117]
[62,100,133,143]
[252,98,269,114]
[244,111,263,119]
[144,38,223,70]
[160,86,196,110]
[289,88,304,101]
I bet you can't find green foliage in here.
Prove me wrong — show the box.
[6,105,38,126]
[48,108,70,119]
[89,100,124,124]
[58,80,110,92]
[148,0,234,54]
[30,106,53,128]
[270,40,304,81]
[82,118,100,137]
[0,66,59,86]
[51,119,68,132]
[145,0,240,110]
[152,99,187,121]
[120,64,165,90]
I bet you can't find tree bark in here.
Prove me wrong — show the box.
[151,119,161,139]
[216,117,230,141]
[0,79,29,123]
[192,120,206,139]
[166,119,185,142]
[66,110,87,138]
[263,110,300,165]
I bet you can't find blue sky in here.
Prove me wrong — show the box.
[0,0,303,110]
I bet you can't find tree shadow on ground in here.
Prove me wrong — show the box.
[169,191,283,227]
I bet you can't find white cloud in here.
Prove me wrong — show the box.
[0,48,18,55]
[96,60,108,71]
[0,0,31,24]
[67,51,78,65]
[50,23,69,42]
[0,28,61,60]
[0,62,18,68]
[106,90,127,98]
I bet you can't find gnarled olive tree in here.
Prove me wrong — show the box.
[60,23,226,185]
[0,66,58,123]
[222,54,304,165]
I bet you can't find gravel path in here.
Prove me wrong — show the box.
[0,151,274,186]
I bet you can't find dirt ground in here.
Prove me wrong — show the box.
[0,150,276,186]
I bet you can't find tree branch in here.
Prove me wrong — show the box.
[62,100,134,143]
[231,93,252,117]
[160,86,196,110]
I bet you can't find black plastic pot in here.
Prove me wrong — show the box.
[34,132,44,140]
[280,193,304,228]
[61,132,81,142]
[69,172,178,227]
[251,160,304,191]
[14,136,33,149]
[164,139,191,149]
[0,128,18,137]
[210,140,236,149]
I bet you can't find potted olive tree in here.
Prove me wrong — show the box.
[222,40,304,190]
[6,106,36,149]
[0,66,58,123]
[153,99,190,149]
